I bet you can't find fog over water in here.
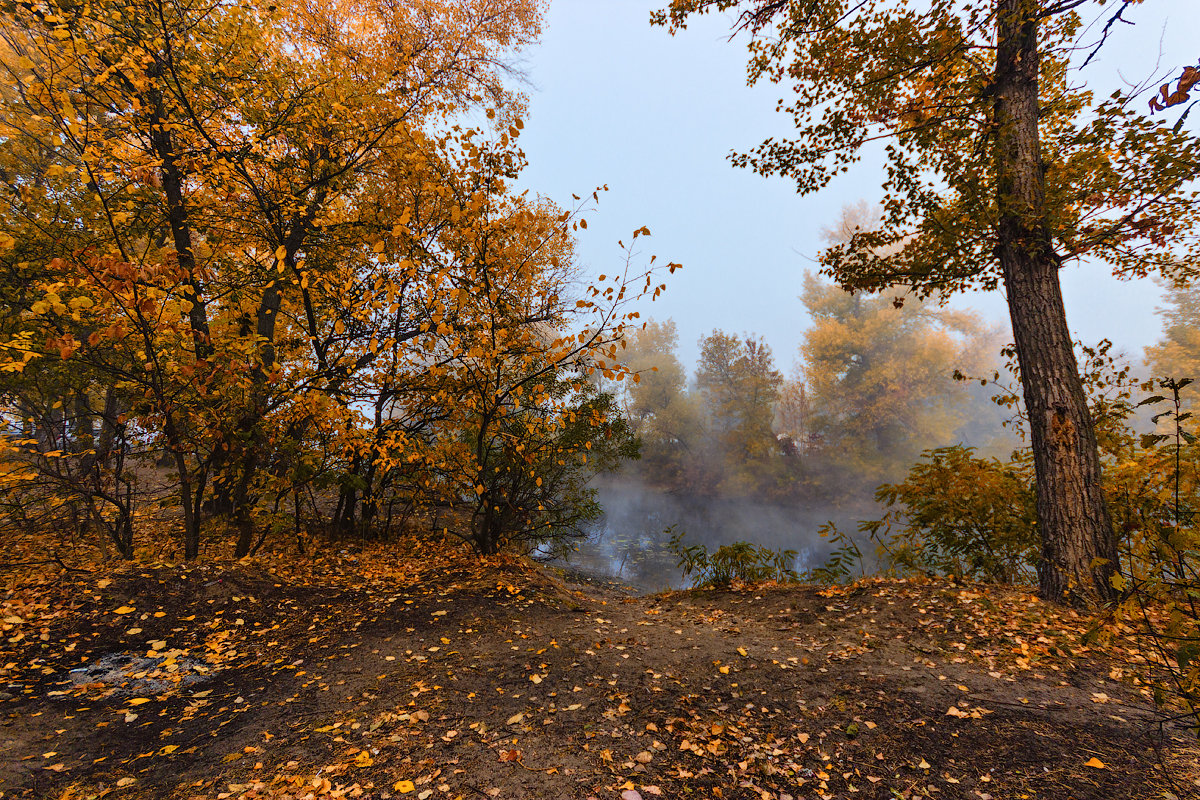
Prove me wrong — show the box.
[558,479,865,592]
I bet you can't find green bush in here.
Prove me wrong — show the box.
[860,445,1039,584]
[803,522,865,585]
[667,527,798,589]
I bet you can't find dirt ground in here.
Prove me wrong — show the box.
[1,542,1197,800]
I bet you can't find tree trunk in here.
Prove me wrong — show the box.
[175,449,200,560]
[993,0,1117,606]
[145,81,213,362]
[234,511,255,559]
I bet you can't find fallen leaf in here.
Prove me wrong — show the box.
[1084,757,1107,769]
[394,780,415,793]
[114,606,135,615]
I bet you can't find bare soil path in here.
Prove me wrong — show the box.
[1,547,1196,800]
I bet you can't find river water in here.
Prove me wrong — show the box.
[553,481,856,592]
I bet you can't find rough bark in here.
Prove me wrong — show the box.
[993,0,1117,606]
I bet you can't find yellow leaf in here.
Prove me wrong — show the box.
[127,698,151,706]
[113,606,135,615]
[394,780,415,793]
[736,647,748,657]
[718,666,730,674]
[274,246,286,261]
[159,745,178,755]
[1084,757,1107,769]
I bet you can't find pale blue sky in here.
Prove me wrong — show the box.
[517,0,1193,372]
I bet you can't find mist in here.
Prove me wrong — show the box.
[551,286,1027,591]
[561,477,862,592]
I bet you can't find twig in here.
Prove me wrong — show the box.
[515,757,560,774]
[0,556,91,574]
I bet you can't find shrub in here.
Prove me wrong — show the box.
[1102,379,1200,733]
[667,527,798,589]
[860,445,1039,584]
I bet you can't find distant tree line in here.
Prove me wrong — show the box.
[616,205,1011,508]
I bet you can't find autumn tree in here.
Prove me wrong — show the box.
[622,319,688,427]
[798,272,990,494]
[653,0,1200,605]
[0,0,671,561]
[618,319,705,487]
[0,0,553,557]
[696,330,782,457]
[694,329,785,494]
[1144,282,1200,408]
[772,379,810,452]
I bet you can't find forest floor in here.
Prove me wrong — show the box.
[1,535,1198,800]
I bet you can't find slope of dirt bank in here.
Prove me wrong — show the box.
[1,544,1196,800]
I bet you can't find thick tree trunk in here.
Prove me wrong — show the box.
[994,0,1117,606]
